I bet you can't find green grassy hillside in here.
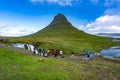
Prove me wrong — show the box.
[0,47,120,80]
[7,13,120,54]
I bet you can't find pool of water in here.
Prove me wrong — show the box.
[100,46,120,58]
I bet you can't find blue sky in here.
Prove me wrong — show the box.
[0,0,120,36]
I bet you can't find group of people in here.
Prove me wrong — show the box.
[36,48,91,59]
[23,44,63,58]
[34,48,63,58]
[24,44,91,58]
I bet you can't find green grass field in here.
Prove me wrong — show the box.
[0,47,120,80]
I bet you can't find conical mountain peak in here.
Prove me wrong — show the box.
[54,13,67,21]
[48,13,72,27]
[29,13,83,37]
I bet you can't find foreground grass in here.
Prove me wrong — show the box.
[0,47,120,80]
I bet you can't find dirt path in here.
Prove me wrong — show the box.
[0,43,33,55]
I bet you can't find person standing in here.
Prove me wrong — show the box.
[42,49,45,56]
[38,49,42,56]
[54,49,57,57]
[60,50,62,56]
[44,50,48,57]
[47,49,50,56]
[71,52,75,58]
[86,51,91,58]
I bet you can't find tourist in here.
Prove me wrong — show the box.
[38,48,42,56]
[86,51,91,58]
[44,50,48,57]
[40,48,43,56]
[48,49,50,56]
[71,52,75,58]
[60,50,64,58]
[60,50,62,56]
[42,49,45,56]
[44,49,50,57]
[54,49,57,57]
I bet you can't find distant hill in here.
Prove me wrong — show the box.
[16,13,119,54]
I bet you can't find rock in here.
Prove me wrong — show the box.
[38,58,44,62]
[94,53,101,56]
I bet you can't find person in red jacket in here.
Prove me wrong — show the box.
[54,49,57,57]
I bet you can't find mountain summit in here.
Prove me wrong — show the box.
[48,13,72,27]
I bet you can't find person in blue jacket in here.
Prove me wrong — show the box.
[86,51,91,58]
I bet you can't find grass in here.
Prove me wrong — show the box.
[0,47,120,80]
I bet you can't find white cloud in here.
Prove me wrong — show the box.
[30,0,103,6]
[79,15,120,34]
[30,0,82,6]
[31,0,120,7]
[0,25,37,37]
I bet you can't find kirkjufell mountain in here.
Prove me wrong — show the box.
[22,13,111,52]
[29,13,90,38]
